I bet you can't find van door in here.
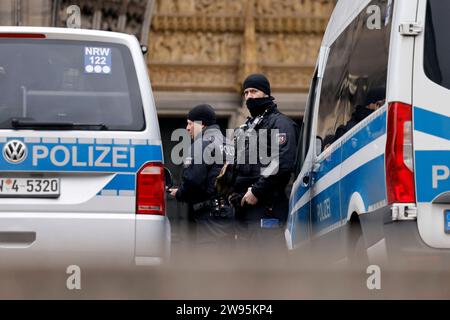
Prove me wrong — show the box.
[413,0,450,248]
[309,137,342,240]
[286,70,319,249]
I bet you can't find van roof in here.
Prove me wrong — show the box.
[322,0,371,47]
[0,26,137,43]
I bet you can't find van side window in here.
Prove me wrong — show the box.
[424,0,450,91]
[295,70,318,176]
[317,0,393,152]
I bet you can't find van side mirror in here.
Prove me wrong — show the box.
[141,45,148,55]
[164,167,173,189]
[315,136,323,157]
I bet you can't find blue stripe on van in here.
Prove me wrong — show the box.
[288,178,311,246]
[289,198,310,246]
[309,155,386,236]
[341,110,386,162]
[414,107,450,141]
[102,173,135,191]
[315,109,386,182]
[339,154,386,218]
[310,179,341,234]
[289,181,308,210]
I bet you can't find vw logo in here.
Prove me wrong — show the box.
[3,140,27,164]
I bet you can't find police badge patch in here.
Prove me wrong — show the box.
[277,133,287,145]
[183,156,193,168]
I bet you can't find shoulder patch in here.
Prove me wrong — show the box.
[183,156,193,168]
[277,133,287,145]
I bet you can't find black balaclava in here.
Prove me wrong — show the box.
[242,74,274,117]
[246,96,274,117]
[187,104,217,126]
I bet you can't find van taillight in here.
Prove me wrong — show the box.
[385,102,416,204]
[136,162,165,215]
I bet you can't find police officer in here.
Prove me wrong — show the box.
[330,87,386,145]
[229,74,299,247]
[169,104,233,246]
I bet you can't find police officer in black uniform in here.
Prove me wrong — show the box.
[229,74,299,247]
[327,87,386,147]
[169,104,233,246]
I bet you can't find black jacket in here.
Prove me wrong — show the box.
[333,105,375,142]
[234,104,300,204]
[176,124,226,204]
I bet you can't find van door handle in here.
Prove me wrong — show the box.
[302,174,310,187]
[302,162,321,187]
[0,232,36,248]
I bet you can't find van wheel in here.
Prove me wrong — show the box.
[345,214,368,268]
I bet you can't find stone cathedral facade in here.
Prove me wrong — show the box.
[0,0,334,127]
[148,0,334,126]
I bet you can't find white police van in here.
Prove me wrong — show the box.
[0,27,170,267]
[286,0,450,263]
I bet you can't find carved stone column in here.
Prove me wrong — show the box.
[239,0,258,85]
[235,0,258,126]
[141,0,155,48]
[117,0,130,32]
[92,3,102,30]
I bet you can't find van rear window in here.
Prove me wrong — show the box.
[315,0,392,149]
[424,0,450,91]
[0,39,145,131]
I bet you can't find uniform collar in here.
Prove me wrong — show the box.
[193,124,221,142]
[266,103,278,114]
[204,124,221,132]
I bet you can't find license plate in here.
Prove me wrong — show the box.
[445,210,450,234]
[0,178,60,197]
[260,218,281,229]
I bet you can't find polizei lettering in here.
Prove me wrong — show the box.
[32,145,135,168]
[432,165,450,189]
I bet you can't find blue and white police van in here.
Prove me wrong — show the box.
[0,27,170,267]
[286,0,450,263]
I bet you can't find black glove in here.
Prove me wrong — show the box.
[228,192,243,208]
[215,162,235,196]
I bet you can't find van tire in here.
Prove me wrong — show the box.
[345,213,368,268]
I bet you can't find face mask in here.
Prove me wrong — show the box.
[246,97,273,117]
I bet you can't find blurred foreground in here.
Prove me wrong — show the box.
[0,235,450,300]
[0,224,450,299]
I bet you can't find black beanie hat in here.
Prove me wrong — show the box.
[243,74,271,96]
[187,104,217,126]
[364,87,386,106]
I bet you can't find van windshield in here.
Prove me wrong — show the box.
[424,0,450,91]
[0,39,145,131]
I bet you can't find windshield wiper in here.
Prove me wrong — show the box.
[11,119,108,130]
